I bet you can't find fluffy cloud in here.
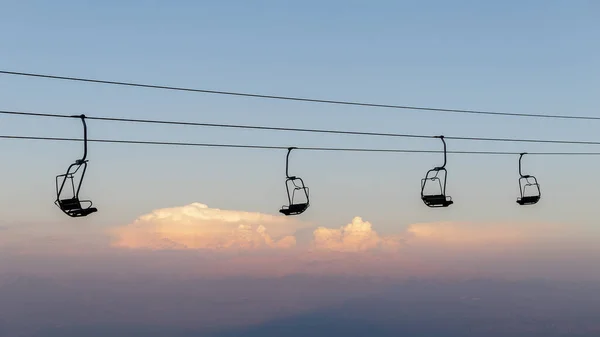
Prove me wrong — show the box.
[111,206,405,254]
[111,203,305,251]
[311,216,402,252]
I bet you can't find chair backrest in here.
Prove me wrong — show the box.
[59,198,82,211]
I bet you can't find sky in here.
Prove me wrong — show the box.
[1,1,600,336]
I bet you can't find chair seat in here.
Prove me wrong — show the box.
[279,203,308,216]
[422,195,453,207]
[517,195,540,205]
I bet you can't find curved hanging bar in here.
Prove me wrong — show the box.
[285,146,295,179]
[516,152,541,205]
[420,136,453,208]
[438,135,447,170]
[279,147,310,216]
[55,114,98,217]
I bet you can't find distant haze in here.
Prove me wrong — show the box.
[2,202,600,336]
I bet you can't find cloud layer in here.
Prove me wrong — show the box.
[112,203,576,255]
[4,202,596,281]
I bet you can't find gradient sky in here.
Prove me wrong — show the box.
[1,1,600,336]
[1,0,599,226]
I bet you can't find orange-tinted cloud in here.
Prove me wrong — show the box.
[111,203,306,251]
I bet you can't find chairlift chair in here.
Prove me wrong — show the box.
[516,152,541,205]
[421,136,453,207]
[279,147,310,216]
[55,114,98,217]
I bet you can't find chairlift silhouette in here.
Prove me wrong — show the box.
[279,147,309,216]
[421,135,453,207]
[55,114,98,217]
[516,152,541,205]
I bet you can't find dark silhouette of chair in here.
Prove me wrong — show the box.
[55,115,98,217]
[516,153,541,206]
[279,147,309,216]
[421,136,453,208]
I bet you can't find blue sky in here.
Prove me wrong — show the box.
[4,3,600,336]
[1,0,599,231]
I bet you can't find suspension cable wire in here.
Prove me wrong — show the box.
[3,134,600,156]
[1,70,598,121]
[2,109,600,146]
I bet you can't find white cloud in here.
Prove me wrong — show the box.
[111,203,304,251]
